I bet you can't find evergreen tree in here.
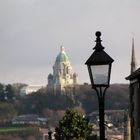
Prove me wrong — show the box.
[5,84,14,100]
[55,109,92,140]
[0,83,5,101]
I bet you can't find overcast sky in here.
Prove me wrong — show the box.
[0,0,140,85]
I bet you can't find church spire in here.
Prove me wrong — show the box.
[131,38,137,74]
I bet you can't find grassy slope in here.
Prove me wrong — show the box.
[0,127,32,132]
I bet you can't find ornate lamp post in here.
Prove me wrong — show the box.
[85,31,114,140]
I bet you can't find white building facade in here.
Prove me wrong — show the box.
[20,85,42,96]
[47,46,78,95]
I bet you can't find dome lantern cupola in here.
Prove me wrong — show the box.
[55,46,69,64]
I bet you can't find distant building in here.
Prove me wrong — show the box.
[12,114,47,125]
[20,85,43,96]
[126,38,140,140]
[89,110,124,140]
[47,46,78,95]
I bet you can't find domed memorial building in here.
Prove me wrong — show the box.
[47,46,78,95]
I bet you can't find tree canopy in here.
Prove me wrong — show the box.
[55,109,92,140]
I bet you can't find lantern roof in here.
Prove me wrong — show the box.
[85,31,114,65]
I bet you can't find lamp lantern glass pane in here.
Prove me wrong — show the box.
[90,64,110,86]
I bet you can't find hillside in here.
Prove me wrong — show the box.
[0,83,129,125]
[15,83,129,114]
[75,84,129,113]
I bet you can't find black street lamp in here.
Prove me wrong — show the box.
[85,31,114,140]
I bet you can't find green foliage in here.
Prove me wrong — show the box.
[0,83,5,100]
[76,84,129,114]
[0,103,17,122]
[105,84,129,110]
[5,84,15,100]
[0,83,16,101]
[19,93,75,114]
[55,109,92,140]
[0,83,129,127]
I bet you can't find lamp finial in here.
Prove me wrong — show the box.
[94,31,104,51]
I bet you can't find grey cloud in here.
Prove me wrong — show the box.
[0,0,140,84]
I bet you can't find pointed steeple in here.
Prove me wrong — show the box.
[131,38,137,74]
